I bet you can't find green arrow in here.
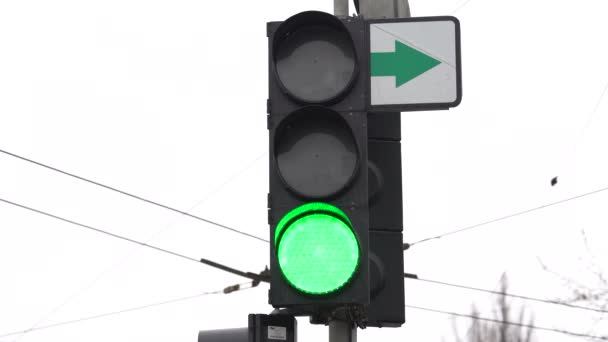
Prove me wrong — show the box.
[371,40,441,87]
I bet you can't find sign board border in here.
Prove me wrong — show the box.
[366,16,463,112]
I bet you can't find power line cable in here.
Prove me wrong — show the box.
[6,193,605,316]
[406,304,608,340]
[557,79,608,185]
[0,197,266,283]
[410,185,608,246]
[404,275,608,314]
[0,148,268,243]
[590,81,608,118]
[6,192,603,316]
[571,80,608,154]
[8,189,607,335]
[0,282,255,339]
[7,192,605,319]
[406,79,608,247]
[2,288,602,340]
[450,0,475,14]
[11,152,267,342]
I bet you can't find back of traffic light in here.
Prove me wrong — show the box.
[366,111,404,327]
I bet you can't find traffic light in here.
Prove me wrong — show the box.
[267,11,369,310]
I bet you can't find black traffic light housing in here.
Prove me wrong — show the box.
[267,11,407,327]
[267,11,370,311]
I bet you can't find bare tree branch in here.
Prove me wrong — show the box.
[450,274,535,342]
[537,231,608,339]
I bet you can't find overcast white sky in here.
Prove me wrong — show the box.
[1,0,608,341]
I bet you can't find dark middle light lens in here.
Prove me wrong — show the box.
[274,106,358,198]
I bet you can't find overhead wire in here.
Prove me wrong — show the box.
[4,194,606,338]
[4,118,608,336]
[571,80,608,152]
[406,304,608,340]
[11,152,267,342]
[6,191,606,321]
[6,193,606,317]
[0,282,255,339]
[590,81,608,118]
[404,275,608,314]
[409,185,608,247]
[0,198,266,283]
[2,2,606,339]
[555,79,608,193]
[0,148,268,243]
[450,0,476,14]
[573,80,608,154]
[2,287,602,340]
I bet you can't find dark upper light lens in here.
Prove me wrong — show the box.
[273,11,357,103]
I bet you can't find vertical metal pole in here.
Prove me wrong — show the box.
[329,320,357,342]
[359,0,410,19]
[334,0,349,17]
[327,2,409,341]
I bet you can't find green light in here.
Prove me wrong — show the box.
[275,202,352,244]
[276,203,359,295]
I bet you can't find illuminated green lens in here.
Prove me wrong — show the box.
[275,202,352,244]
[276,203,359,295]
